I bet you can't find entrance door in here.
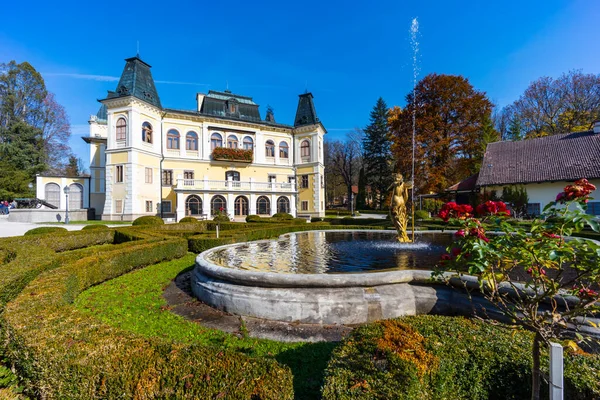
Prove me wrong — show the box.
[234,196,248,216]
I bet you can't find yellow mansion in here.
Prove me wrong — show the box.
[54,56,325,221]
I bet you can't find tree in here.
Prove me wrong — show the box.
[327,139,360,211]
[356,166,367,210]
[501,185,529,218]
[65,155,80,176]
[0,121,46,178]
[389,74,494,195]
[0,160,33,200]
[363,98,393,209]
[435,180,600,400]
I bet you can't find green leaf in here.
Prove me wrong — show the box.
[587,219,599,233]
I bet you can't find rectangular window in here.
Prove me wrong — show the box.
[268,175,276,183]
[587,202,600,215]
[300,175,309,188]
[115,199,123,214]
[321,175,324,188]
[116,165,124,183]
[161,201,172,213]
[145,167,152,183]
[184,170,194,180]
[162,169,173,186]
[301,201,309,211]
[527,203,541,216]
[145,200,153,213]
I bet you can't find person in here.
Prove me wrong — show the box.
[10,200,16,209]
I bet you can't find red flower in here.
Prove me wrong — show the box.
[438,202,473,222]
[451,247,461,257]
[476,201,510,217]
[542,232,560,239]
[556,179,596,204]
[454,229,466,238]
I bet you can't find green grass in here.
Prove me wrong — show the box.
[75,253,335,400]
[39,220,131,225]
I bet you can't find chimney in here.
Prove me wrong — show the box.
[594,121,600,134]
[196,93,205,112]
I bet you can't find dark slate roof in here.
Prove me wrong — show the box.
[199,90,261,122]
[294,92,319,127]
[96,104,107,121]
[477,130,600,186]
[163,108,294,130]
[446,173,479,192]
[105,56,161,108]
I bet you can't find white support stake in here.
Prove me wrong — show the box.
[549,342,563,400]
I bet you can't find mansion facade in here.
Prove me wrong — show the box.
[40,56,326,221]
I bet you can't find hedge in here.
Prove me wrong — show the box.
[178,216,199,223]
[132,215,164,226]
[272,212,294,220]
[2,237,293,399]
[24,227,67,236]
[81,224,109,230]
[322,315,600,400]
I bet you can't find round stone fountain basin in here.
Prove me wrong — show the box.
[193,230,457,325]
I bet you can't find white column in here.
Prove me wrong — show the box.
[226,193,234,218]
[290,195,297,217]
[270,194,277,216]
[176,192,185,221]
[249,193,257,215]
[250,177,255,191]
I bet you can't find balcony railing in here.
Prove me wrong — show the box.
[177,179,296,192]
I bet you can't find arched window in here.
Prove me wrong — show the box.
[185,195,202,216]
[142,122,153,143]
[277,196,290,214]
[45,183,60,208]
[279,141,289,159]
[116,118,126,141]
[186,131,198,151]
[301,140,310,158]
[211,195,227,215]
[257,196,271,215]
[227,135,238,149]
[211,133,223,150]
[68,183,83,209]
[225,171,240,181]
[167,129,180,149]
[265,140,275,157]
[243,136,253,150]
[234,196,249,216]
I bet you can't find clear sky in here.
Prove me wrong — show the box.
[1,0,599,169]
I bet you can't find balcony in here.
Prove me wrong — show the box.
[211,147,253,163]
[176,179,296,193]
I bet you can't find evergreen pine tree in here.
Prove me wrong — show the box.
[356,166,367,210]
[363,98,393,209]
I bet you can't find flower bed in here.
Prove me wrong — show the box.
[211,147,253,162]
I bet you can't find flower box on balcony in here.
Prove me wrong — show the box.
[211,147,253,163]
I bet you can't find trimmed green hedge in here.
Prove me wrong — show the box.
[81,224,108,230]
[178,216,199,223]
[2,238,293,399]
[322,316,600,400]
[24,227,67,236]
[132,216,164,226]
[272,212,294,220]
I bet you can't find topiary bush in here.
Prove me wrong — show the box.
[322,315,600,400]
[272,213,294,220]
[178,217,199,224]
[81,224,109,230]
[132,216,164,226]
[24,227,68,236]
[246,215,261,223]
[311,217,324,223]
[414,210,430,220]
[212,215,230,223]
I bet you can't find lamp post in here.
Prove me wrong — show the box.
[63,185,70,224]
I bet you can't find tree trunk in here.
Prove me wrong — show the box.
[531,333,542,400]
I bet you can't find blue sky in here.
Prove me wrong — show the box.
[1,0,599,169]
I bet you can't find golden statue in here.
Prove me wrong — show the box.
[389,173,413,242]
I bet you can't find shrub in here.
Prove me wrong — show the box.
[245,215,261,222]
[132,216,164,226]
[178,217,199,223]
[81,224,109,230]
[414,210,430,220]
[212,215,230,223]
[24,227,67,236]
[322,315,600,400]
[311,217,324,223]
[272,212,293,220]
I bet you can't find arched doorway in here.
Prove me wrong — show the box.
[45,183,60,208]
[257,196,271,215]
[68,183,83,209]
[277,196,290,214]
[185,195,203,216]
[234,196,248,216]
[211,195,227,215]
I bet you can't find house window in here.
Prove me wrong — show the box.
[145,201,153,213]
[229,102,237,113]
[116,117,127,141]
[243,136,253,150]
[211,133,223,150]
[142,122,153,143]
[211,195,227,215]
[116,165,124,183]
[225,171,240,181]
[527,203,541,216]
[162,169,173,186]
[186,195,203,216]
[279,141,289,159]
[268,175,276,183]
[301,201,309,211]
[115,199,123,214]
[277,197,290,214]
[167,129,180,149]
[186,131,198,151]
[184,170,194,180]
[145,167,152,183]
[301,140,310,158]
[45,183,60,208]
[161,201,172,213]
[257,196,271,215]
[227,135,238,148]
[587,202,600,215]
[265,140,275,157]
[234,196,249,216]
[300,175,309,188]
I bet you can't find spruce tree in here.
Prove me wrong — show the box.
[355,166,367,210]
[363,97,393,209]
